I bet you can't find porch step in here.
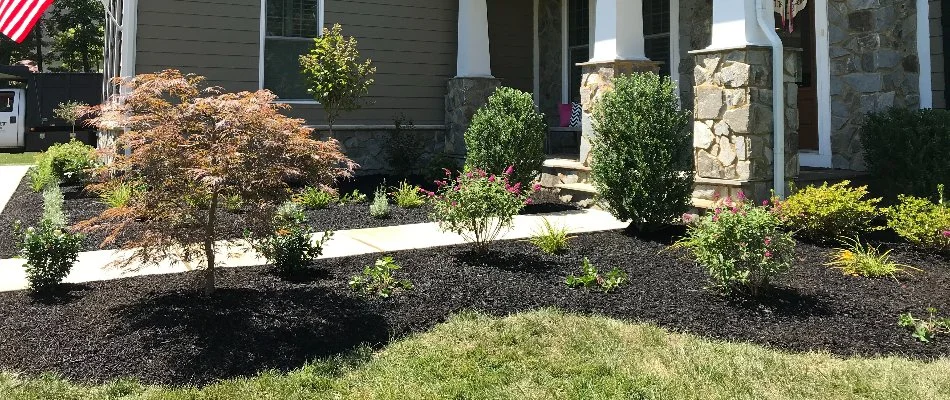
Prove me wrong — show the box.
[540,158,592,188]
[554,182,599,207]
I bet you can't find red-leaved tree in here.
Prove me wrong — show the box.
[80,70,355,294]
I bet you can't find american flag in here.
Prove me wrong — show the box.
[0,0,54,43]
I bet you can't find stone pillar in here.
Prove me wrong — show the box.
[690,46,802,204]
[445,0,500,160]
[578,60,661,166]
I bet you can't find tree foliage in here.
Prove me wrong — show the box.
[47,0,104,72]
[80,70,355,294]
[299,24,375,135]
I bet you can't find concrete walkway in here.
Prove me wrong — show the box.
[0,165,30,214]
[0,209,628,292]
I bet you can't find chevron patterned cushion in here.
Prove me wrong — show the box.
[570,102,582,127]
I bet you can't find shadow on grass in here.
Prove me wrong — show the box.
[112,286,389,385]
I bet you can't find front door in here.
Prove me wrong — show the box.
[0,89,24,148]
[777,1,819,151]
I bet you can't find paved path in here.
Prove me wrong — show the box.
[0,209,628,292]
[0,165,30,214]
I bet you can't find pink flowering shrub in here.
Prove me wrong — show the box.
[426,166,536,252]
[674,195,795,296]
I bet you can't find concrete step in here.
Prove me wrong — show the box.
[555,182,599,207]
[541,158,593,188]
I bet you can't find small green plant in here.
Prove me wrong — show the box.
[528,217,571,254]
[338,190,367,205]
[14,184,83,292]
[221,193,244,212]
[674,196,796,296]
[775,181,882,242]
[296,186,337,210]
[565,258,627,293]
[826,237,919,280]
[899,308,950,342]
[252,202,332,275]
[31,139,97,189]
[427,167,536,252]
[349,256,413,298]
[100,181,142,208]
[887,185,950,254]
[53,101,88,134]
[392,181,425,209]
[370,184,390,218]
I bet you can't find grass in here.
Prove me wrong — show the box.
[0,152,38,166]
[1,310,949,399]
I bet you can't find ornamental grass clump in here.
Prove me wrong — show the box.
[392,181,425,209]
[426,166,536,253]
[296,186,337,210]
[529,217,572,254]
[826,237,918,280]
[674,196,795,296]
[774,181,881,243]
[589,73,692,232]
[14,183,84,293]
[887,185,950,254]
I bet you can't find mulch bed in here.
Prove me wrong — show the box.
[0,173,576,258]
[0,230,947,386]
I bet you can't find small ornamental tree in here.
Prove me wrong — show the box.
[80,70,355,295]
[300,24,376,137]
[464,87,547,189]
[590,73,693,232]
[53,100,89,134]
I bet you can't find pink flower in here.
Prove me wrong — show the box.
[764,237,772,246]
[712,192,721,201]
[737,191,746,201]
[682,213,697,224]
[504,165,515,176]
[762,200,769,207]
[488,175,496,183]
[525,198,534,205]
[712,215,720,222]
[532,183,542,191]
[943,230,950,238]
[506,182,522,194]
[451,201,458,207]
[764,251,773,258]
[435,180,447,187]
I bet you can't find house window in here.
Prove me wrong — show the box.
[643,0,671,77]
[567,0,589,104]
[262,0,322,100]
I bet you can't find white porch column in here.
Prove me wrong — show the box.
[457,0,493,77]
[708,0,769,50]
[590,0,647,62]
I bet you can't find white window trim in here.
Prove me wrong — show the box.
[258,0,325,102]
[804,0,833,168]
[917,0,933,109]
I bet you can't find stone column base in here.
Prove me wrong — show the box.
[578,59,662,166]
[444,77,502,160]
[693,177,774,206]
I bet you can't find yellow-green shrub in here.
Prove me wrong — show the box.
[887,186,950,253]
[775,181,881,242]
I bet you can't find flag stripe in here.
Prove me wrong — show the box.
[0,0,53,43]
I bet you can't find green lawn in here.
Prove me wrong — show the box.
[0,152,38,166]
[1,310,948,400]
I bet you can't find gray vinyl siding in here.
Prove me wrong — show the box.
[135,0,458,125]
[488,0,534,94]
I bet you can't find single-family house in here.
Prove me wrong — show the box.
[109,0,946,202]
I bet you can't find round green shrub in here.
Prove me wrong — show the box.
[464,87,547,189]
[861,108,950,200]
[887,187,950,254]
[32,139,97,189]
[589,73,692,230]
[775,181,882,243]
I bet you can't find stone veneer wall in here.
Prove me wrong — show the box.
[538,0,564,126]
[444,77,502,159]
[692,47,801,202]
[828,0,920,170]
[931,0,946,109]
[316,127,447,176]
[677,0,713,113]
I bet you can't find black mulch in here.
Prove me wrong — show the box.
[0,174,577,258]
[0,230,947,386]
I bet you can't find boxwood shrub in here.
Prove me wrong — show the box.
[861,108,950,200]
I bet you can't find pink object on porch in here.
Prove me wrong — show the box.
[558,103,572,127]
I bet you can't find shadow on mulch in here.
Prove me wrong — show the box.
[454,248,554,273]
[727,286,833,319]
[27,283,93,306]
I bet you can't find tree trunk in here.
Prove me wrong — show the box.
[203,191,219,295]
[33,21,43,71]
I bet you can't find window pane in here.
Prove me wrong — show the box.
[0,93,13,112]
[643,0,670,35]
[645,36,671,77]
[264,38,313,100]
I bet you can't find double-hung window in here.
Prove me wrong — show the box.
[643,0,671,77]
[262,0,322,100]
[567,0,590,104]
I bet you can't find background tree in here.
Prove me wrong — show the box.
[81,70,355,295]
[47,0,104,72]
[300,24,375,137]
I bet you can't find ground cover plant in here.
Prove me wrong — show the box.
[79,70,354,294]
[337,190,367,205]
[12,183,83,292]
[428,167,536,252]
[899,308,950,343]
[862,107,950,199]
[349,256,413,298]
[565,258,626,293]
[887,185,950,254]
[776,181,881,243]
[675,197,796,296]
[2,311,949,400]
[826,237,918,280]
[589,73,692,232]
[464,86,547,188]
[528,217,571,254]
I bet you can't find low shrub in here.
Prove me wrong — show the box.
[826,237,918,280]
[674,198,796,296]
[589,73,693,231]
[464,87,547,189]
[349,256,413,298]
[899,308,950,343]
[529,217,571,254]
[861,107,950,199]
[252,202,331,274]
[296,186,337,210]
[886,185,950,254]
[775,181,881,242]
[427,167,535,252]
[369,185,390,219]
[392,181,424,209]
[565,258,626,293]
[14,184,83,292]
[338,190,367,205]
[33,139,97,189]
